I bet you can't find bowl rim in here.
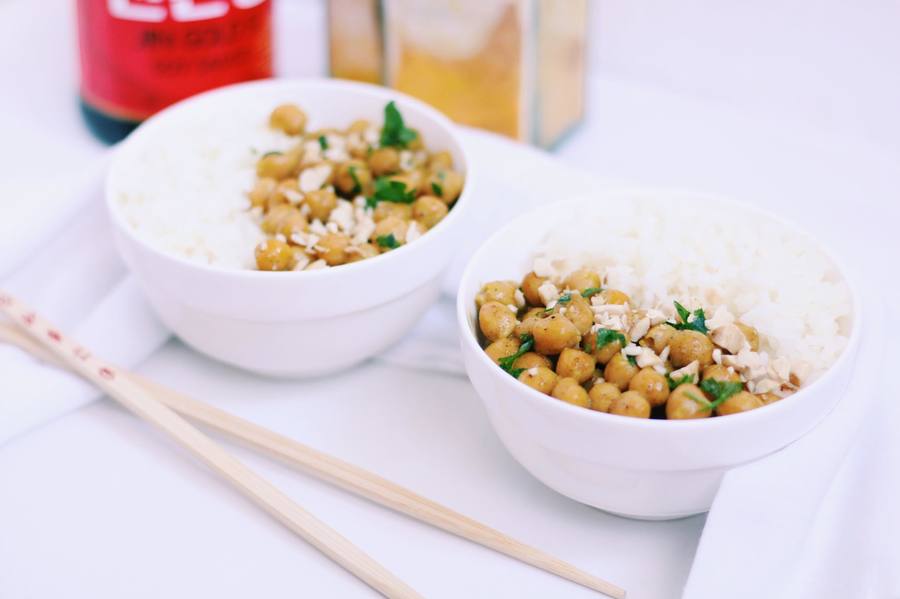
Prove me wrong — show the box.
[456,188,864,432]
[104,77,472,281]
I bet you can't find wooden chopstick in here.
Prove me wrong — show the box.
[0,320,627,599]
[0,293,422,599]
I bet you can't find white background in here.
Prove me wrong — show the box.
[1,1,899,598]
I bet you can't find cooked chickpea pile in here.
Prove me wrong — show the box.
[476,267,805,420]
[250,101,464,271]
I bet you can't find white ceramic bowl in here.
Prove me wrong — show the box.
[107,79,473,377]
[457,191,862,520]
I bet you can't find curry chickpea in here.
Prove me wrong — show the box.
[372,216,408,246]
[333,160,371,196]
[316,232,351,266]
[641,323,676,354]
[556,348,597,383]
[702,364,741,384]
[628,368,670,407]
[556,294,593,334]
[564,269,602,293]
[476,281,518,309]
[255,238,297,271]
[669,330,715,368]
[368,147,400,176]
[515,307,545,337]
[604,353,639,391]
[599,289,631,305]
[429,150,453,171]
[248,177,277,209]
[716,391,763,416]
[269,103,307,135]
[256,151,300,179]
[303,189,337,222]
[428,169,463,204]
[261,205,306,237]
[345,242,380,263]
[735,322,760,351]
[584,331,623,365]
[532,314,581,355]
[552,378,591,408]
[521,272,548,306]
[479,302,517,342]
[412,195,449,229]
[484,337,521,364]
[373,201,413,222]
[666,384,711,419]
[513,352,552,370]
[518,367,558,394]
[588,382,620,413]
[609,391,651,419]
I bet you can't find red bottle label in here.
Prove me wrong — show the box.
[77,0,272,121]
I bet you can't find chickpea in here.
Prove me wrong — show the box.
[641,323,676,354]
[759,392,782,405]
[588,382,620,413]
[406,129,424,150]
[269,103,307,135]
[261,205,307,238]
[512,352,552,370]
[429,150,453,171]
[552,378,591,408]
[269,179,303,210]
[372,215,408,246]
[583,330,623,365]
[372,201,413,223]
[669,330,715,368]
[412,195,449,229]
[556,348,596,384]
[303,189,338,222]
[604,353,639,391]
[628,368,670,407]
[428,169,464,204]
[521,271,548,306]
[515,307,546,337]
[334,160,372,197]
[346,119,371,134]
[556,293,593,334]
[564,269,601,293]
[702,364,741,384]
[716,391,763,416]
[599,289,631,306]
[532,314,581,355]
[368,147,400,176]
[346,243,380,263]
[257,151,300,180]
[255,238,297,271]
[735,322,760,352]
[609,391,651,419]
[484,337,521,364]
[666,384,711,419]
[248,177,277,209]
[479,301,517,342]
[518,366,558,395]
[387,172,423,196]
[316,232,351,266]
[475,281,518,309]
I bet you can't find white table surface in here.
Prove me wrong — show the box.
[2,2,899,598]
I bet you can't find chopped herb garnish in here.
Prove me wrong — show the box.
[375,233,401,249]
[431,182,444,197]
[380,101,418,148]
[318,135,328,150]
[543,294,573,314]
[593,328,627,351]
[498,334,535,376]
[261,150,282,158]
[581,287,602,298]
[685,391,709,408]
[667,374,694,390]
[366,176,416,207]
[348,165,362,195]
[667,300,709,334]
[626,354,638,367]
[698,379,744,410]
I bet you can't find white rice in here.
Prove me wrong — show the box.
[530,196,852,381]
[113,105,296,269]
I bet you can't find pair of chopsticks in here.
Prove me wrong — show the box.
[0,291,625,599]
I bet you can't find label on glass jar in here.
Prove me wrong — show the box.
[77,0,272,121]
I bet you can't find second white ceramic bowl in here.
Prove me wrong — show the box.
[107,79,473,377]
[457,191,862,519]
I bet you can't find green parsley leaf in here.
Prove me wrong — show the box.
[626,354,638,366]
[698,379,744,410]
[380,101,418,148]
[498,334,535,376]
[581,287,602,298]
[593,328,627,351]
[685,391,711,408]
[375,233,401,249]
[667,300,709,334]
[318,135,328,150]
[543,294,572,314]
[348,165,362,195]
[431,182,444,197]
[366,177,416,207]
[667,374,694,390]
